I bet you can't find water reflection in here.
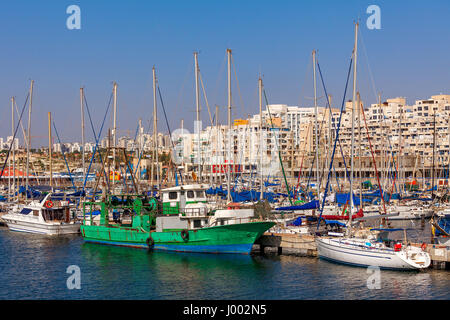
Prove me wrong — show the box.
[0,228,448,300]
[80,243,265,299]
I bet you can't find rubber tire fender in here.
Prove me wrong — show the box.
[181,229,189,241]
[146,235,155,248]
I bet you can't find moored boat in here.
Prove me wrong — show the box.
[80,184,275,254]
[2,193,81,235]
[316,230,431,270]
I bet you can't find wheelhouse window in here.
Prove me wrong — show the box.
[187,191,195,199]
[19,208,32,215]
[193,220,202,228]
[196,191,205,198]
[168,192,178,200]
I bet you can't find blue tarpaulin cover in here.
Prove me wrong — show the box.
[324,220,347,227]
[336,193,373,206]
[275,200,319,211]
[436,215,450,236]
[290,217,302,226]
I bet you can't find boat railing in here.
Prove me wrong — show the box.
[181,207,209,217]
[207,216,260,227]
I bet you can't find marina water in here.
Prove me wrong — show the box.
[0,222,449,300]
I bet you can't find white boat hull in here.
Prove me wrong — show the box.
[386,205,433,220]
[316,237,430,270]
[3,214,81,235]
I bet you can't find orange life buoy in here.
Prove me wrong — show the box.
[421,242,427,251]
[44,200,54,208]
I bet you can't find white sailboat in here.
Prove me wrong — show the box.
[316,232,431,270]
[315,23,431,270]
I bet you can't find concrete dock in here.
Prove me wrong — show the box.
[424,244,450,269]
[254,233,318,257]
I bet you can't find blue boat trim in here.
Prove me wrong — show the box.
[320,240,393,259]
[154,243,252,254]
[318,256,415,271]
[84,239,253,254]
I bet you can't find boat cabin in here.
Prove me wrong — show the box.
[161,184,209,215]
[156,184,210,232]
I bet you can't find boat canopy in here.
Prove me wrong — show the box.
[275,200,319,211]
[324,220,347,227]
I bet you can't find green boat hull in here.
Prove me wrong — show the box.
[80,221,275,254]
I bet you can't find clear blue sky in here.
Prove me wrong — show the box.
[0,0,449,147]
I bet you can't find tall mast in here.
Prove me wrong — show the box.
[11,97,16,201]
[48,112,53,191]
[139,118,142,182]
[227,49,232,203]
[80,87,85,185]
[432,109,436,199]
[259,77,264,200]
[328,95,333,186]
[448,115,450,191]
[181,118,184,181]
[312,50,320,201]
[349,22,358,229]
[379,94,384,187]
[26,80,34,193]
[215,105,219,185]
[399,105,403,194]
[357,92,362,208]
[194,52,202,183]
[112,82,118,187]
[152,66,160,190]
[9,98,13,200]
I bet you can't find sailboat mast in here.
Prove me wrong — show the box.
[194,52,202,183]
[312,50,320,201]
[259,77,264,200]
[26,80,34,193]
[80,87,85,186]
[9,98,13,200]
[349,22,359,227]
[112,82,118,188]
[227,49,232,203]
[215,106,219,185]
[152,66,160,190]
[181,119,185,182]
[432,109,436,199]
[11,97,15,201]
[139,118,142,182]
[48,112,53,190]
[399,105,403,194]
[357,92,362,208]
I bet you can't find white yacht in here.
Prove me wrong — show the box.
[2,194,81,235]
[385,201,433,220]
[316,228,431,270]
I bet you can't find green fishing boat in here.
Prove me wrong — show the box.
[80,184,275,254]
